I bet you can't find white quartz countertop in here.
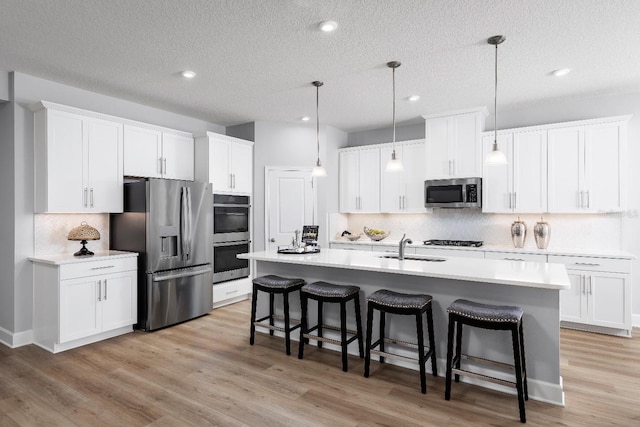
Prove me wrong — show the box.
[239,249,570,290]
[29,250,138,265]
[330,239,635,259]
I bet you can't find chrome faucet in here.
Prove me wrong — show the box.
[399,233,413,260]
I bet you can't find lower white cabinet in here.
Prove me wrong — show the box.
[32,254,138,353]
[414,247,485,259]
[549,255,632,336]
[213,277,252,308]
[484,251,547,263]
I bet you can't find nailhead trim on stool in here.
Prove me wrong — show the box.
[445,298,528,423]
[364,289,437,394]
[298,281,364,372]
[250,275,305,355]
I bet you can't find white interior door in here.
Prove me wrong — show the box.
[266,168,316,251]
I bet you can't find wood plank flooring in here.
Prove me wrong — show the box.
[1,300,639,426]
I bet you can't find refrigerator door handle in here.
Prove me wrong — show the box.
[180,186,192,261]
[152,265,212,282]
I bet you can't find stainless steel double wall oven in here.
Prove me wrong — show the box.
[213,194,250,283]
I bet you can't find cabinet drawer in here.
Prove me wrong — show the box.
[548,255,631,274]
[414,247,485,259]
[213,279,251,303]
[485,252,547,263]
[330,243,372,251]
[60,256,137,280]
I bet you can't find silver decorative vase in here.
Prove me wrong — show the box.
[511,217,527,248]
[534,218,550,249]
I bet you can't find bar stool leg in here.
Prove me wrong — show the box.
[340,300,348,372]
[283,291,291,355]
[269,292,275,336]
[445,313,455,400]
[454,320,463,382]
[250,286,258,345]
[379,310,386,364]
[354,295,364,358]
[317,300,324,348]
[512,324,526,423]
[298,293,308,359]
[519,320,529,400]
[426,303,438,376]
[416,311,427,394]
[364,305,374,377]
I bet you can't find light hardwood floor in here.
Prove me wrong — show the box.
[1,300,639,426]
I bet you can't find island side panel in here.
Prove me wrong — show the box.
[253,259,563,405]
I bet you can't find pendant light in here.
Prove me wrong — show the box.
[311,81,327,177]
[485,35,508,165]
[385,61,404,172]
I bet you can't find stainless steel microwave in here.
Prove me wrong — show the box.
[424,178,482,208]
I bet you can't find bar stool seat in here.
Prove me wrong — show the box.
[298,281,364,372]
[445,299,528,423]
[250,275,305,355]
[364,289,437,394]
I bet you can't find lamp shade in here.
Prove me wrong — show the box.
[68,222,100,241]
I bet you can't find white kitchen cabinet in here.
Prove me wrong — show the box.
[195,132,253,195]
[213,277,252,308]
[124,124,194,180]
[33,102,124,213]
[484,251,547,263]
[423,108,487,179]
[482,130,547,213]
[380,140,426,213]
[32,253,138,353]
[339,147,380,212]
[549,255,632,336]
[548,119,627,213]
[414,246,485,259]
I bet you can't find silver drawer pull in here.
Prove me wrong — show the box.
[91,265,115,270]
[573,262,600,267]
[504,258,525,261]
[226,289,239,295]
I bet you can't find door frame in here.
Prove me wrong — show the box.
[264,166,318,251]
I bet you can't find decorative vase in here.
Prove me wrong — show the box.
[534,217,551,249]
[511,217,527,248]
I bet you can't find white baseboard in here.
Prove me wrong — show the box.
[0,326,33,348]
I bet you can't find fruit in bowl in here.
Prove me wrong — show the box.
[364,227,390,241]
[346,233,362,241]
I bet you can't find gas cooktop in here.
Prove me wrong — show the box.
[423,239,484,248]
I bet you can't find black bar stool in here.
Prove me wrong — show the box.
[364,289,437,394]
[444,299,528,423]
[298,281,364,372]
[250,275,305,355]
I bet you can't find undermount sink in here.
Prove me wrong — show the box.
[380,255,446,262]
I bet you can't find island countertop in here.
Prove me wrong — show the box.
[238,248,570,290]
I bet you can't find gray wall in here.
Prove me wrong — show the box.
[347,122,424,146]
[0,72,225,344]
[0,71,9,101]
[226,122,255,142]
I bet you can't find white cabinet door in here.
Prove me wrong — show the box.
[548,126,583,213]
[402,142,426,212]
[560,272,587,324]
[380,145,404,212]
[339,150,361,212]
[124,124,163,178]
[60,277,101,343]
[230,142,253,194]
[87,118,123,212]
[484,252,547,262]
[414,247,485,258]
[162,132,194,180]
[584,122,624,212]
[482,133,513,213]
[512,130,547,213]
[100,271,137,331]
[589,272,629,329]
[357,147,380,212]
[210,138,232,192]
[425,116,450,178]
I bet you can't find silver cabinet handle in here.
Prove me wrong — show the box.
[452,160,455,175]
[574,262,600,267]
[399,196,402,210]
[159,158,163,174]
[163,158,167,175]
[588,276,593,295]
[97,280,102,301]
[104,279,108,300]
[91,265,115,270]
[448,160,453,175]
[229,173,233,189]
[586,190,590,209]
[580,275,585,295]
[513,192,517,209]
[83,188,88,207]
[226,289,239,295]
[402,195,406,210]
[504,258,525,261]
[90,188,94,207]
[508,192,512,209]
[270,238,276,242]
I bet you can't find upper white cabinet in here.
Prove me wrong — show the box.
[482,130,547,213]
[124,124,194,181]
[195,132,253,195]
[548,118,628,213]
[380,140,426,213]
[339,146,380,213]
[423,108,487,179]
[33,102,123,213]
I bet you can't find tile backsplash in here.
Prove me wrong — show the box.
[340,210,622,251]
[34,213,109,256]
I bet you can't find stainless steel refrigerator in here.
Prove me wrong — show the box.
[110,178,213,331]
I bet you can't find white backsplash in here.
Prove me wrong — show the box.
[34,213,110,256]
[340,210,622,251]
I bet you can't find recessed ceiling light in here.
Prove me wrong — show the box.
[181,70,196,79]
[319,20,338,32]
[407,95,420,102]
[300,116,311,122]
[552,68,571,77]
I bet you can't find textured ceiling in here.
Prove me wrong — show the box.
[2,0,640,133]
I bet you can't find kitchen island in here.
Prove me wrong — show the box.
[239,248,570,406]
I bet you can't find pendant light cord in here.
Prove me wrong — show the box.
[316,83,320,162]
[494,41,498,147]
[392,65,396,150]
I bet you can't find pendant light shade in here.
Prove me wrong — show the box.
[385,61,404,172]
[485,35,508,166]
[311,81,327,178]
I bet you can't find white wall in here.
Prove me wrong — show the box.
[251,121,347,252]
[0,71,225,345]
